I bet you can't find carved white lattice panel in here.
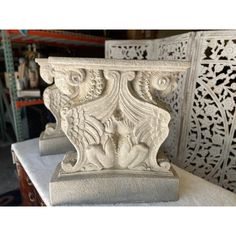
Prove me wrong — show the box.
[180,31,236,192]
[154,33,193,61]
[105,40,154,60]
[154,33,195,161]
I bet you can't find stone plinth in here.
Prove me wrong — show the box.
[50,164,179,205]
[39,131,75,156]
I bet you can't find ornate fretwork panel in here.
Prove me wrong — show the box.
[154,34,193,61]
[181,32,236,192]
[200,38,236,61]
[154,33,195,161]
[105,40,154,60]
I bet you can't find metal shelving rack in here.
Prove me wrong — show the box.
[0,30,106,142]
[1,30,23,142]
[0,77,14,143]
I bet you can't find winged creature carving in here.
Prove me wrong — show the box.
[60,70,171,173]
[43,84,71,137]
[37,62,106,142]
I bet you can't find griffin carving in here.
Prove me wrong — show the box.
[37,58,189,174]
[60,70,171,173]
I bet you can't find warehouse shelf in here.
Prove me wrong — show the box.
[15,98,44,109]
[0,30,107,142]
[1,30,106,47]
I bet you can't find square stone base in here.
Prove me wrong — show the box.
[50,165,179,205]
[39,132,75,156]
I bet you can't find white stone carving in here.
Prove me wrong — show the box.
[38,57,189,205]
[36,59,74,155]
[38,57,189,175]
[43,84,71,137]
[154,33,195,162]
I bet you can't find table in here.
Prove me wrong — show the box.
[12,138,236,206]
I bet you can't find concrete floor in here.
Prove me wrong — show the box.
[0,144,19,195]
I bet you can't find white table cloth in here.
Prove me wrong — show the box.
[12,138,236,206]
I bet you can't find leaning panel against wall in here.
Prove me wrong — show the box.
[153,33,195,162]
[180,31,236,192]
[105,40,154,60]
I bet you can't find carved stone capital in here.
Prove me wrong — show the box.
[37,59,54,84]
[39,57,189,174]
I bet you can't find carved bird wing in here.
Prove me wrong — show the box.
[134,109,170,147]
[78,73,120,123]
[120,77,171,147]
[46,85,70,123]
[65,107,104,148]
[62,72,120,154]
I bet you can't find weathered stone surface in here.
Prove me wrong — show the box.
[39,131,75,155]
[36,60,72,156]
[50,164,179,205]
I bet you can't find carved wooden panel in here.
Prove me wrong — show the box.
[105,40,154,60]
[180,31,236,192]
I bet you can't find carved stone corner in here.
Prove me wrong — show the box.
[39,130,75,156]
[36,59,73,156]
[50,162,179,205]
